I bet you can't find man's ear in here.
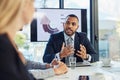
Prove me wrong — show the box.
[77,25,79,30]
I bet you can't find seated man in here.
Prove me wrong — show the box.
[43,14,97,64]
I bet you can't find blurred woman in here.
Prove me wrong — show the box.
[0,0,68,80]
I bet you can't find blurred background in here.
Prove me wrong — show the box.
[16,0,120,63]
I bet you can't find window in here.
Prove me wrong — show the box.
[64,0,90,39]
[98,0,120,61]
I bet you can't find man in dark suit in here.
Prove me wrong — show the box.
[43,14,97,64]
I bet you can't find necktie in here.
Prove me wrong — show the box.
[66,37,73,47]
[65,37,74,65]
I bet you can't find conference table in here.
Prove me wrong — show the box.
[31,60,120,80]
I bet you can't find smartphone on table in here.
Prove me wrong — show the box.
[78,75,89,80]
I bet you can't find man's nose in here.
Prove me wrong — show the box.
[68,23,73,28]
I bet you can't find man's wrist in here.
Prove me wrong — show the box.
[84,54,89,60]
[84,54,91,62]
[59,53,63,59]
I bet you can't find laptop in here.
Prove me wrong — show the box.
[76,61,91,67]
[67,61,91,67]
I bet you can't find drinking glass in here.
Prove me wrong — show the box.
[69,57,76,69]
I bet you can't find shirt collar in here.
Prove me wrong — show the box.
[64,32,75,41]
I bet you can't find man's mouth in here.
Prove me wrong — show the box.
[67,29,72,32]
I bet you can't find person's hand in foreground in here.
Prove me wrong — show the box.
[45,59,59,68]
[54,61,68,75]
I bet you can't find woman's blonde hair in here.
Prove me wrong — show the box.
[0,0,25,33]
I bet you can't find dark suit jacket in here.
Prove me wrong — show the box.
[0,34,36,80]
[43,31,97,63]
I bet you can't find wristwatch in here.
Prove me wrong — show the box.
[84,54,89,60]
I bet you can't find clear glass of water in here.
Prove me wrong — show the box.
[69,57,76,69]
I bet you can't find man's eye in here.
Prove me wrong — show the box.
[72,23,76,26]
[66,22,70,25]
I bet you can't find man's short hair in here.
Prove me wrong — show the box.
[66,14,79,21]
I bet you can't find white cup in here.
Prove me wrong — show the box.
[69,57,76,69]
[102,58,111,67]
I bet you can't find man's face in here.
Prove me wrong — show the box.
[63,16,79,36]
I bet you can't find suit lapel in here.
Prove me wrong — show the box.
[74,32,80,51]
[59,32,65,44]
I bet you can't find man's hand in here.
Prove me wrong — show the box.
[76,44,88,60]
[46,59,59,68]
[60,43,75,59]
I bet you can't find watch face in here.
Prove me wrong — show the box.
[78,75,89,80]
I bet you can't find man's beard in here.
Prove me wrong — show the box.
[65,29,74,36]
